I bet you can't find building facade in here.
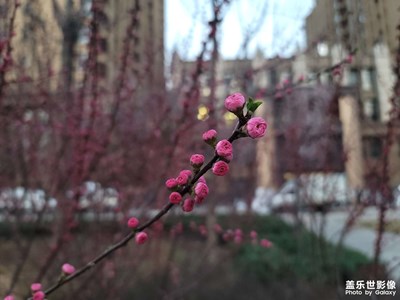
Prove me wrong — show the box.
[255,0,400,198]
[3,0,164,93]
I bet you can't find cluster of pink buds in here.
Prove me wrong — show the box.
[165,169,193,191]
[163,92,267,215]
[185,221,273,249]
[126,217,149,245]
[28,283,44,300]
[220,228,273,248]
[119,93,266,263]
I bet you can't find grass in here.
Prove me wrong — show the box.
[164,214,371,285]
[231,215,370,284]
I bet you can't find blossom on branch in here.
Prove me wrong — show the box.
[190,154,205,168]
[246,117,267,139]
[135,232,148,245]
[165,178,178,189]
[182,198,195,212]
[212,161,229,176]
[127,217,139,229]
[224,92,245,113]
[194,182,209,199]
[176,173,189,185]
[215,139,233,158]
[169,192,182,204]
[32,291,45,300]
[30,283,42,293]
[178,170,192,181]
[62,263,76,275]
[202,129,217,145]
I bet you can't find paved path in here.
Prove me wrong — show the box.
[281,208,400,280]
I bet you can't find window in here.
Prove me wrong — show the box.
[270,69,277,87]
[361,69,372,91]
[371,97,380,121]
[0,4,8,18]
[370,137,382,158]
[99,37,107,53]
[349,68,359,86]
[364,98,380,121]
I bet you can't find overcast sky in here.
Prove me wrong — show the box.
[165,0,315,60]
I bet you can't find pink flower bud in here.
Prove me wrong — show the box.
[169,192,182,204]
[135,232,148,245]
[202,129,217,143]
[224,153,233,162]
[212,161,229,176]
[33,291,45,300]
[176,173,189,185]
[199,225,207,236]
[198,176,207,184]
[250,230,258,239]
[194,195,204,204]
[190,154,205,167]
[214,223,223,234]
[179,169,192,178]
[224,92,245,113]
[222,233,231,241]
[215,139,233,157]
[346,54,353,64]
[31,283,42,292]
[298,74,305,82]
[62,263,76,275]
[246,117,267,139]
[127,217,139,229]
[165,178,178,189]
[260,238,273,248]
[4,296,14,300]
[234,235,243,244]
[235,229,243,237]
[194,182,209,198]
[182,198,195,212]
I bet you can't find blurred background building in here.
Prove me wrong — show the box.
[5,0,165,92]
